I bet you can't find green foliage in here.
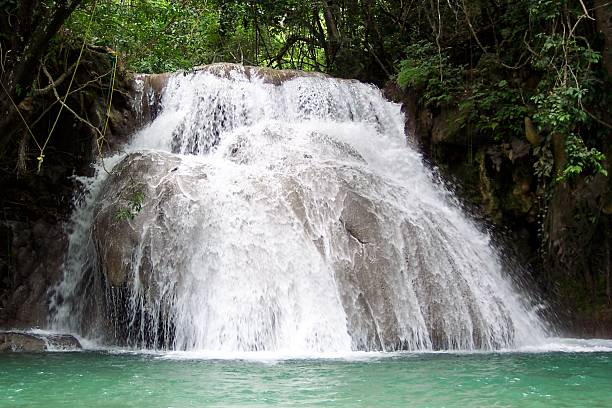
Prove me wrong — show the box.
[66,0,221,73]
[528,1,607,181]
[394,0,608,183]
[64,0,329,73]
[61,0,609,183]
[560,135,608,181]
[397,44,527,141]
[115,190,145,221]
[396,42,444,89]
[396,41,462,107]
[533,145,555,179]
[465,77,527,142]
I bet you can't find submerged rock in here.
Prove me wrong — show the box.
[0,331,81,352]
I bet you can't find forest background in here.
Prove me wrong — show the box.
[0,0,611,333]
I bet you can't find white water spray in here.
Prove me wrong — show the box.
[50,64,548,352]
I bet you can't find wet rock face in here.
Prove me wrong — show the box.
[333,191,514,350]
[195,64,328,85]
[0,331,81,352]
[0,220,67,328]
[88,152,192,347]
[132,63,332,133]
[43,333,82,350]
[383,81,612,339]
[91,151,518,350]
[93,152,185,289]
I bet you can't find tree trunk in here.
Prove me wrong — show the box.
[0,0,84,150]
[321,0,341,67]
[595,0,612,77]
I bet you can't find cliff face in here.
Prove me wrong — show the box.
[385,84,612,338]
[0,48,140,329]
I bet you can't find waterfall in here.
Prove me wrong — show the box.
[50,64,548,352]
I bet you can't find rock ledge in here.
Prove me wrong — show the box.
[0,330,82,352]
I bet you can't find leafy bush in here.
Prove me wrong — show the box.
[394,0,608,183]
[115,190,146,221]
[396,41,463,107]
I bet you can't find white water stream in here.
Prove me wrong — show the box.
[50,65,549,352]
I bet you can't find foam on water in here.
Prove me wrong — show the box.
[513,338,612,353]
[81,338,612,362]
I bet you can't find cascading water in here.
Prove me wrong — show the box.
[50,64,548,352]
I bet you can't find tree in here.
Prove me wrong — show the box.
[594,0,612,77]
[0,0,85,151]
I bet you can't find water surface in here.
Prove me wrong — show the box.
[1,350,610,407]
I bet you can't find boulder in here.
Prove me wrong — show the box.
[88,147,520,350]
[0,331,45,352]
[0,331,81,352]
[92,151,185,288]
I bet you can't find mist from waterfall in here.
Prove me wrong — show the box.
[50,64,549,352]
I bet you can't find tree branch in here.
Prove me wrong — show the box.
[41,63,104,138]
[32,60,79,96]
[268,35,314,67]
